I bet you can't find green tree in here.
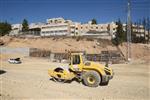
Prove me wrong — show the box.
[22,19,29,32]
[91,19,97,25]
[0,21,11,36]
[112,19,125,46]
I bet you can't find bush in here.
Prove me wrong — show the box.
[86,38,94,41]
[76,36,84,41]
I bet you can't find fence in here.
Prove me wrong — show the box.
[29,48,51,58]
[29,48,125,64]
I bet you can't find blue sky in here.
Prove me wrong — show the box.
[0,0,149,24]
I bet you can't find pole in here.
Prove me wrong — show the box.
[127,0,132,61]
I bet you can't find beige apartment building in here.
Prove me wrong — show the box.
[123,24,146,37]
[10,17,147,40]
[70,21,117,40]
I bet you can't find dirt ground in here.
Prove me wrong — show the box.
[1,36,150,60]
[0,36,150,100]
[0,55,149,100]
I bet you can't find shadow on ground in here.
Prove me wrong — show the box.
[0,70,6,75]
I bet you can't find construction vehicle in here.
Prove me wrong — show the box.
[48,52,114,87]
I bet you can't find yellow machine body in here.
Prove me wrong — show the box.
[48,53,114,87]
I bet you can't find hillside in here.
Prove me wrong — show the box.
[1,36,150,60]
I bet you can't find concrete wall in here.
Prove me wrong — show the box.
[0,47,29,56]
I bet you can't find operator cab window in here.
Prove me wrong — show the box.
[72,55,80,64]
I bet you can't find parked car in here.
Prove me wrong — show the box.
[8,58,22,64]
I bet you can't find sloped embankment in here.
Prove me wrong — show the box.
[1,36,149,60]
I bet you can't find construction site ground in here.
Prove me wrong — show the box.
[0,54,150,100]
[0,36,150,100]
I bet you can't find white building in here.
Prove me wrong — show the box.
[10,22,45,36]
[29,22,44,29]
[46,17,66,24]
[41,23,70,36]
[41,17,71,36]
[9,24,22,35]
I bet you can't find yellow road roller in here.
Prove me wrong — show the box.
[48,52,114,87]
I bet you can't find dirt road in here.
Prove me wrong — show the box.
[0,57,149,100]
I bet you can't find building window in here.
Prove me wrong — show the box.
[54,20,57,23]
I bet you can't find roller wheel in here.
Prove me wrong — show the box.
[82,71,101,87]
